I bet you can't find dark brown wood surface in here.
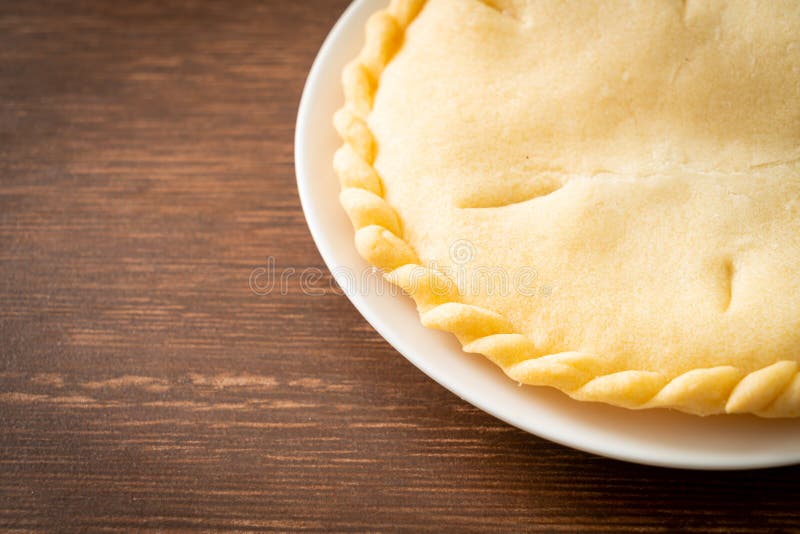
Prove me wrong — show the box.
[0,1,798,531]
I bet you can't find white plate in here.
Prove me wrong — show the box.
[295,0,800,470]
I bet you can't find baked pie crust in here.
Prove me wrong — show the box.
[333,0,800,416]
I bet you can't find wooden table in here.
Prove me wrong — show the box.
[0,1,797,531]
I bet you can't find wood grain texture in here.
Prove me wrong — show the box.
[0,0,798,531]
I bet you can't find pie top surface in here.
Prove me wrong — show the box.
[334,0,800,416]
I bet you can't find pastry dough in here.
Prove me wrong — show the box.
[334,0,800,416]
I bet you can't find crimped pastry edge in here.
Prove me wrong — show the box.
[332,0,800,417]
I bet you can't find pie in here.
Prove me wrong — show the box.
[333,0,800,417]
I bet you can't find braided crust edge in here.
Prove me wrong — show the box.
[332,0,800,417]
